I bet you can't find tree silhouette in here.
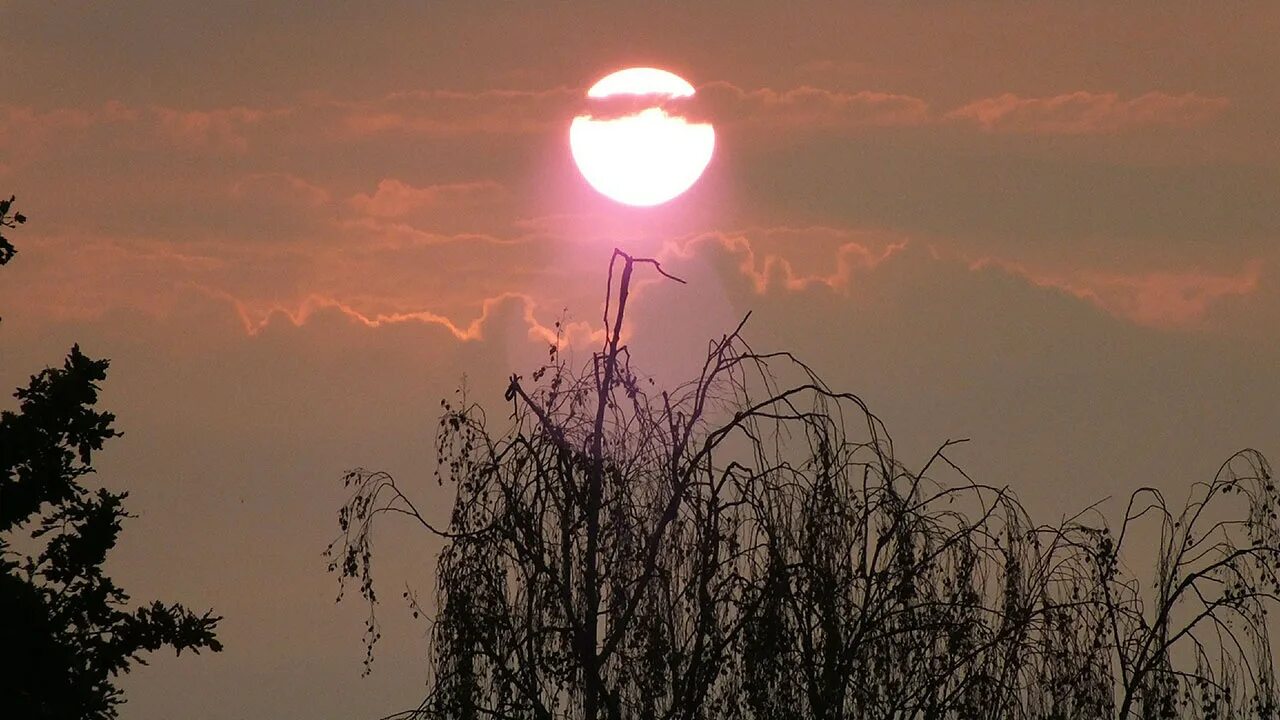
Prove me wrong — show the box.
[0,194,25,267]
[1,194,27,324]
[331,250,1280,719]
[0,196,222,719]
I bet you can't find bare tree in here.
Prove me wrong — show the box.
[329,250,1280,720]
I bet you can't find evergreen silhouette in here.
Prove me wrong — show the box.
[331,250,1280,719]
[0,196,222,719]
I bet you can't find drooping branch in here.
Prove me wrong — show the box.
[329,253,1280,720]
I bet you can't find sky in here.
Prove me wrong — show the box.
[2,2,1279,717]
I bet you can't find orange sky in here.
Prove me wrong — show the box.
[2,3,1279,718]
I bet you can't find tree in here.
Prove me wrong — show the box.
[331,250,1280,719]
[0,197,222,719]
[1,194,27,323]
[0,193,25,267]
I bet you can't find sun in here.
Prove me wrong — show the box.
[569,68,715,207]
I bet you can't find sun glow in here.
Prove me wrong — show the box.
[570,68,715,207]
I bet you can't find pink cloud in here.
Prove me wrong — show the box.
[2,100,285,154]
[207,289,567,344]
[3,84,1231,164]
[0,228,585,348]
[0,102,136,154]
[347,179,504,218]
[231,173,331,208]
[945,91,1229,134]
[690,82,930,129]
[337,219,529,252]
[665,227,909,294]
[334,87,579,137]
[0,233,230,322]
[152,106,287,151]
[972,256,1261,327]
[663,230,1262,331]
[336,82,930,138]
[6,217,1264,354]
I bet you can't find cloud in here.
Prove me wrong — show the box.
[4,81,929,155]
[945,91,1230,134]
[220,174,516,247]
[657,228,1263,331]
[333,88,579,137]
[0,102,136,155]
[347,179,505,219]
[971,256,1262,327]
[206,289,573,345]
[0,222,579,349]
[664,227,909,293]
[577,82,929,130]
[689,82,930,129]
[151,105,289,151]
[0,101,285,157]
[335,219,531,252]
[3,84,1230,166]
[0,233,229,322]
[209,83,929,141]
[232,173,332,208]
[216,173,339,243]
[4,213,1265,377]
[565,85,1235,157]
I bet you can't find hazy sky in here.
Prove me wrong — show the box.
[2,2,1278,718]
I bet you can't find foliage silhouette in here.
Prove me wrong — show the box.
[0,200,222,719]
[0,194,27,323]
[0,347,225,718]
[331,250,1280,719]
[0,194,25,267]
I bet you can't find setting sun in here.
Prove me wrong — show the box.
[569,67,715,207]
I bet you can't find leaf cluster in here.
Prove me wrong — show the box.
[1,346,223,720]
[0,194,26,267]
